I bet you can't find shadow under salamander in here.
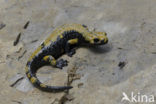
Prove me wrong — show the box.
[86,43,112,54]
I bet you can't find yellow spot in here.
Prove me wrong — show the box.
[41,43,45,48]
[30,77,37,83]
[29,46,42,61]
[60,34,63,38]
[68,38,78,44]
[40,83,47,88]
[43,56,49,61]
[27,73,31,78]
[95,32,104,34]
[44,35,54,46]
[104,37,108,43]
[25,66,29,73]
[90,40,94,44]
[88,37,95,44]
[50,60,56,66]
[28,57,32,62]
[43,56,56,65]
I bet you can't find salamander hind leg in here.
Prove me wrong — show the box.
[43,55,68,69]
[43,55,56,66]
[56,59,68,69]
[65,38,78,57]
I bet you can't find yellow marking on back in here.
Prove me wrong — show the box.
[27,73,31,78]
[40,83,47,88]
[28,46,42,61]
[43,56,56,65]
[30,77,37,83]
[41,43,45,48]
[50,60,56,66]
[43,56,49,61]
[68,38,78,44]
[90,39,95,44]
[60,34,63,38]
[43,24,92,45]
[104,37,108,43]
[25,66,29,73]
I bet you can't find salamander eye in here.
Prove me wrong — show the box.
[93,38,99,42]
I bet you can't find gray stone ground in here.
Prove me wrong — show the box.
[0,0,156,104]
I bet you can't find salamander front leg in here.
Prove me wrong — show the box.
[43,55,68,69]
[65,38,78,57]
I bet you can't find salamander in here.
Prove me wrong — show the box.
[25,24,108,92]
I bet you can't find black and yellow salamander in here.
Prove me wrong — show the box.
[25,24,108,92]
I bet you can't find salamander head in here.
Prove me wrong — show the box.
[87,31,108,45]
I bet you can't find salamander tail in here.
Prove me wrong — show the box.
[26,67,72,92]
